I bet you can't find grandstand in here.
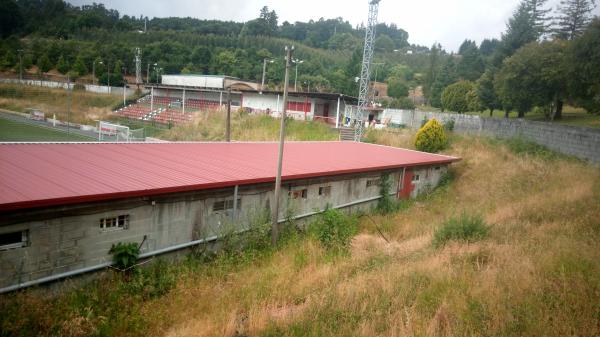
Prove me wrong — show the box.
[113,94,223,125]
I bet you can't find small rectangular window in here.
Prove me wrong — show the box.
[213,199,241,212]
[0,230,29,250]
[366,179,381,187]
[100,215,129,231]
[435,166,441,170]
[412,174,420,182]
[318,186,331,196]
[289,189,308,199]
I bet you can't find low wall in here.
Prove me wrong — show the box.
[384,109,600,163]
[0,78,146,96]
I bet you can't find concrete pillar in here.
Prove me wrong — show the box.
[336,96,341,128]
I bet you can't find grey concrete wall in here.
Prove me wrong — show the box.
[386,109,600,163]
[0,78,146,97]
[0,165,447,290]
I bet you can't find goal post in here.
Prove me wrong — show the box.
[98,121,131,142]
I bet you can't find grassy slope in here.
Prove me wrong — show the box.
[150,134,600,337]
[2,129,599,337]
[160,110,339,141]
[0,84,122,125]
[0,117,93,142]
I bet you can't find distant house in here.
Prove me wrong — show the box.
[0,141,459,292]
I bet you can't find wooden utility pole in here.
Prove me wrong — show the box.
[271,45,294,245]
[226,87,232,142]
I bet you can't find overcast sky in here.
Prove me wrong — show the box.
[68,0,599,52]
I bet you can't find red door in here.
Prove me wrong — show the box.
[398,170,415,199]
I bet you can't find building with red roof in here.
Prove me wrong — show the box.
[0,141,459,292]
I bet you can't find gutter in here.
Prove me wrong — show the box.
[0,193,388,294]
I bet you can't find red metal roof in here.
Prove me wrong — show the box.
[0,142,459,212]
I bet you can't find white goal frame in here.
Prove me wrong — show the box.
[98,121,131,142]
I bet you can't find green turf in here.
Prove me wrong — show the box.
[0,117,94,142]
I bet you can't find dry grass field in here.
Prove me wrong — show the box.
[1,130,599,337]
[0,84,122,125]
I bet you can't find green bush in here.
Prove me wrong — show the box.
[414,118,448,153]
[109,242,140,270]
[441,81,474,113]
[433,213,489,248]
[377,173,397,214]
[123,259,177,299]
[443,119,455,131]
[310,208,357,251]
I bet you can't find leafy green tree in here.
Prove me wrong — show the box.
[387,97,415,110]
[56,54,69,74]
[466,85,483,112]
[441,81,474,113]
[191,46,212,74]
[327,32,359,50]
[568,18,600,113]
[37,53,52,72]
[553,0,597,40]
[496,41,569,119]
[387,78,409,98]
[214,50,236,75]
[388,64,414,81]
[375,34,395,52]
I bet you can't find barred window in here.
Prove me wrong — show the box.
[318,186,331,196]
[213,199,241,212]
[366,179,381,187]
[289,189,308,199]
[0,230,28,250]
[100,215,129,231]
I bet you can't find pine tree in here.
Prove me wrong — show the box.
[525,0,552,38]
[424,43,441,102]
[430,57,458,108]
[553,0,597,40]
[500,2,538,57]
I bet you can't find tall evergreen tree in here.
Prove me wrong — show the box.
[430,57,458,108]
[457,40,485,81]
[500,1,538,58]
[424,43,441,102]
[553,0,597,40]
[526,0,552,38]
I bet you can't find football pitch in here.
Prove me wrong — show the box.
[0,117,94,142]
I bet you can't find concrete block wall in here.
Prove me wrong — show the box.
[388,109,600,163]
[0,166,445,290]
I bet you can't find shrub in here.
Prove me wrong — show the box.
[310,208,357,251]
[109,242,140,270]
[432,213,489,248]
[443,119,455,131]
[441,81,474,113]
[414,118,448,153]
[377,173,397,214]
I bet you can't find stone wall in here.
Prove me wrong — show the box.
[384,109,600,163]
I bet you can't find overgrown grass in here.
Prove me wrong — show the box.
[432,213,489,248]
[2,132,600,337]
[161,110,338,141]
[0,83,123,125]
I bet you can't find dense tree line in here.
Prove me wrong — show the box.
[0,0,419,95]
[423,0,599,118]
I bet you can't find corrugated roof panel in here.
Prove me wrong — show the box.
[0,142,460,212]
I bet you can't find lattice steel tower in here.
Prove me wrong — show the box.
[354,0,380,141]
[135,48,142,85]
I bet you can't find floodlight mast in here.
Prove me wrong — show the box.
[354,0,381,141]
